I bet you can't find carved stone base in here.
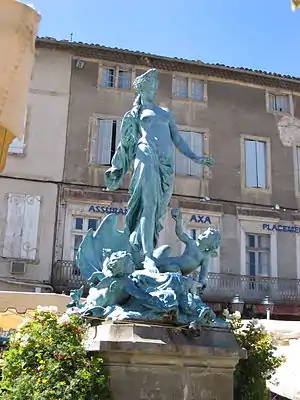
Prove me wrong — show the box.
[86,322,245,400]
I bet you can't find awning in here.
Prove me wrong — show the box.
[0,291,71,333]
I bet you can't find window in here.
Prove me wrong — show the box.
[246,234,270,277]
[244,139,267,189]
[181,226,220,277]
[2,194,41,260]
[175,131,204,176]
[100,67,132,90]
[268,93,290,114]
[173,76,205,101]
[174,76,188,98]
[95,119,121,165]
[191,79,204,101]
[118,70,131,89]
[71,216,102,260]
[101,68,115,88]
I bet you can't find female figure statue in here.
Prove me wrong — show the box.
[105,69,213,272]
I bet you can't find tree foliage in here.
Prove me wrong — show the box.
[0,307,110,400]
[227,313,285,400]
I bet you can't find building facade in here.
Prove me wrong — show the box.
[5,37,300,316]
[0,45,71,292]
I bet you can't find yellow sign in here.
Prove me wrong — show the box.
[0,0,40,172]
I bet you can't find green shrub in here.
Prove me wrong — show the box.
[226,312,284,400]
[0,307,110,400]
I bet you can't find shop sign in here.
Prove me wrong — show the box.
[190,215,212,224]
[263,223,300,233]
[88,205,128,215]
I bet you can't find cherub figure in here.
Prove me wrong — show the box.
[66,285,84,308]
[155,208,221,292]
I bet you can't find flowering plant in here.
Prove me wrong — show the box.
[0,307,110,399]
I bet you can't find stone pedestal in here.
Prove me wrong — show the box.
[86,322,245,400]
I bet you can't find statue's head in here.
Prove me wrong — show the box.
[133,69,158,102]
[196,227,221,256]
[105,251,135,277]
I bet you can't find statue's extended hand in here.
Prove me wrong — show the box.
[171,208,181,221]
[193,156,214,167]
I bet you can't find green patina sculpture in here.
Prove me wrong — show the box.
[155,208,221,292]
[69,69,228,329]
[105,69,213,273]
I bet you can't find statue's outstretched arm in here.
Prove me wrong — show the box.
[171,208,190,245]
[168,112,214,167]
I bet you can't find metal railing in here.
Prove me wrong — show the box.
[52,261,300,304]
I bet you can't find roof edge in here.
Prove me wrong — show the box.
[35,37,300,87]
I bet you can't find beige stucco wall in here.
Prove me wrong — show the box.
[1,48,72,182]
[0,178,57,291]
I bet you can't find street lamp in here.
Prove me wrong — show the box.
[231,294,245,314]
[261,296,274,320]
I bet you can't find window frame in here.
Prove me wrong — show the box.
[241,134,272,194]
[172,73,208,103]
[88,113,122,166]
[98,63,134,91]
[176,125,210,179]
[245,233,270,277]
[71,216,103,261]
[266,89,294,116]
[239,215,278,279]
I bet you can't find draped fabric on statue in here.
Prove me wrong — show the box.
[105,111,174,254]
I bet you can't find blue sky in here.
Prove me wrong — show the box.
[23,0,300,76]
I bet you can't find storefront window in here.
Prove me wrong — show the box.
[71,217,102,260]
[182,226,220,277]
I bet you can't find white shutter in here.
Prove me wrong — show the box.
[89,118,98,164]
[175,131,191,175]
[97,119,113,164]
[115,120,122,149]
[268,93,276,111]
[190,132,204,177]
[101,68,109,86]
[21,195,41,260]
[3,194,25,258]
[245,140,257,187]
[3,194,41,260]
[256,141,267,188]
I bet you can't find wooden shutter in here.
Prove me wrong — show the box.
[190,132,204,177]
[256,141,267,188]
[97,119,113,164]
[3,194,25,258]
[115,120,122,149]
[175,131,191,175]
[2,193,41,260]
[89,117,98,164]
[244,140,257,187]
[21,195,41,260]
